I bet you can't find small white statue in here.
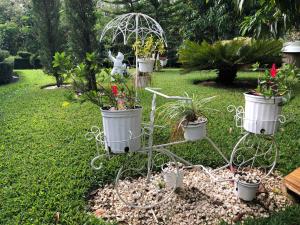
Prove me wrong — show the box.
[108,50,127,76]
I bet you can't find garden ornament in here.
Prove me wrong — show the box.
[108,50,127,76]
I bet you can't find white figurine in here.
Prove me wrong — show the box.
[108,50,127,76]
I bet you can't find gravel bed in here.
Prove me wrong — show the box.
[89,166,292,225]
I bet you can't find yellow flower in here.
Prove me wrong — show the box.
[62,101,70,107]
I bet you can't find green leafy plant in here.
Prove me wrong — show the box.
[158,94,216,137]
[132,36,165,59]
[178,38,282,84]
[53,51,138,110]
[252,63,300,102]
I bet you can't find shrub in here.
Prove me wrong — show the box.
[0,62,13,84]
[178,38,282,84]
[0,49,10,62]
[17,51,32,59]
[14,56,33,69]
[4,56,14,64]
[30,54,42,69]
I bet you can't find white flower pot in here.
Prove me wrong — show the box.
[244,93,283,135]
[163,170,184,188]
[136,75,151,88]
[101,107,142,154]
[160,59,168,67]
[137,58,155,73]
[236,180,260,201]
[182,118,207,141]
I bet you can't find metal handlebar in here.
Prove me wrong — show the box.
[145,87,192,101]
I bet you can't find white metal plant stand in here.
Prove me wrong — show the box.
[227,105,286,181]
[86,88,231,209]
[86,91,285,210]
[99,13,167,87]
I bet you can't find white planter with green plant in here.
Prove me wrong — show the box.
[53,52,142,154]
[133,36,165,73]
[245,63,299,134]
[159,95,216,141]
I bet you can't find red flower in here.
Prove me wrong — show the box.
[270,64,277,78]
[111,85,118,96]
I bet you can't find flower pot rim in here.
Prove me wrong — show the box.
[182,117,207,127]
[244,92,283,100]
[237,179,261,187]
[101,106,142,112]
[137,58,155,62]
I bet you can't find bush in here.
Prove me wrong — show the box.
[14,56,33,69]
[0,49,10,62]
[178,38,282,84]
[0,62,13,84]
[3,56,14,64]
[30,54,42,69]
[17,51,32,59]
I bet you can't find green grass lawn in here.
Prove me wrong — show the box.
[0,69,299,224]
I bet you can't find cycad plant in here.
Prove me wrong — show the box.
[178,38,282,85]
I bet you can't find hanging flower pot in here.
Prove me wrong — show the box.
[243,93,283,135]
[101,107,142,154]
[137,58,155,73]
[182,117,207,141]
[159,57,168,67]
[236,179,260,201]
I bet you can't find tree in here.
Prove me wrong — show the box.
[0,0,37,55]
[236,0,300,37]
[32,0,63,87]
[64,0,98,91]
[178,38,282,84]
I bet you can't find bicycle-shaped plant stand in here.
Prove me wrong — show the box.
[86,88,285,209]
[86,88,229,209]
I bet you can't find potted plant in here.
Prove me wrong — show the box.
[244,63,299,135]
[84,72,141,154]
[53,52,142,154]
[234,171,261,201]
[159,94,216,141]
[159,54,168,68]
[133,36,166,73]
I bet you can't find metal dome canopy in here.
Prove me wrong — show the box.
[100,13,167,46]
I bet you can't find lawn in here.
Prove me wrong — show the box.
[0,69,299,224]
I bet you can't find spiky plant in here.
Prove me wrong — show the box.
[178,38,282,85]
[158,94,216,138]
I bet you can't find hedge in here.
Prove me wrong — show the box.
[14,56,33,69]
[0,62,13,84]
[0,50,10,62]
[30,54,42,69]
[17,51,32,59]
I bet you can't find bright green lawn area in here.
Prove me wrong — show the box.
[0,69,299,224]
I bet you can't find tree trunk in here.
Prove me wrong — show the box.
[54,72,63,87]
[86,63,97,91]
[216,66,238,85]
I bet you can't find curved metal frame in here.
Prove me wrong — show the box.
[99,13,167,87]
[227,104,285,183]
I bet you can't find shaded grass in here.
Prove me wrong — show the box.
[0,69,299,224]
